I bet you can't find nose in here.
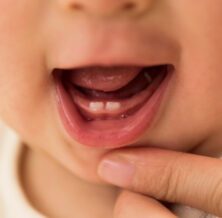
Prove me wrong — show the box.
[60,0,152,18]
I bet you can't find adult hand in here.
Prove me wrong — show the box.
[113,190,177,218]
[98,148,222,217]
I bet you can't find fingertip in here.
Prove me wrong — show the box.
[97,155,135,186]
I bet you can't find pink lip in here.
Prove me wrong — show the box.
[54,68,173,148]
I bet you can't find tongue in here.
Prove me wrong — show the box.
[68,66,142,92]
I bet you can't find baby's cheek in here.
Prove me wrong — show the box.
[0,0,42,31]
[0,7,47,134]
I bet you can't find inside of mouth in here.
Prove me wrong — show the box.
[65,65,167,98]
[59,64,170,121]
[75,66,161,100]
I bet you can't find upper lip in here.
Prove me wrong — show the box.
[49,22,180,70]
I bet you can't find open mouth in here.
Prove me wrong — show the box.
[53,64,174,148]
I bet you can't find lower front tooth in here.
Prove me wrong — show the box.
[106,102,121,111]
[89,102,104,112]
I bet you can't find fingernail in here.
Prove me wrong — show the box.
[98,155,135,187]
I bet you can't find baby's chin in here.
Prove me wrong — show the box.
[64,140,177,185]
[72,132,209,184]
[64,152,110,184]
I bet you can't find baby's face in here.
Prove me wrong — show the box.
[1,0,222,182]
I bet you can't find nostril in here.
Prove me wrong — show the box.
[70,2,84,11]
[66,1,142,16]
[122,2,136,11]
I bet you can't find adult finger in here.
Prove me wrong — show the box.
[113,190,177,218]
[98,148,222,216]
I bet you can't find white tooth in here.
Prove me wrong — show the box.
[89,102,104,112]
[106,102,121,111]
[144,72,153,83]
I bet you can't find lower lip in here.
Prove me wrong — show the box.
[54,70,173,148]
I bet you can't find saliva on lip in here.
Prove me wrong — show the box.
[120,114,128,119]
[144,72,152,83]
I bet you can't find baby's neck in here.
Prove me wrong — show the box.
[20,147,119,218]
